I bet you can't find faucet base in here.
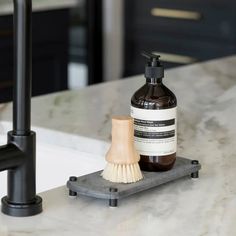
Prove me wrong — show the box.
[1,196,42,217]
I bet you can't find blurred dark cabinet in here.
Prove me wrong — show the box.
[124,0,236,76]
[69,0,103,85]
[0,9,69,103]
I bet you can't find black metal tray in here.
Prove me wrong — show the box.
[67,157,201,207]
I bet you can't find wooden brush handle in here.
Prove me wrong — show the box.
[106,116,140,164]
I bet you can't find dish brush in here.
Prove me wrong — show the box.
[101,116,143,183]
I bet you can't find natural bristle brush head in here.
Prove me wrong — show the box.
[101,116,143,183]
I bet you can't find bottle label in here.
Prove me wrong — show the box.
[131,106,177,156]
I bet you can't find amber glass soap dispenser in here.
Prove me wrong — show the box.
[131,52,177,172]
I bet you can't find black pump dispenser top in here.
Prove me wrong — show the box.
[142,52,164,79]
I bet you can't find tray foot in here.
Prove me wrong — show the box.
[109,187,118,207]
[69,176,78,197]
[109,199,118,207]
[191,160,199,179]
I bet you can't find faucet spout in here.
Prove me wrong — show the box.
[0,0,43,217]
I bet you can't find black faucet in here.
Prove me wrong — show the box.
[0,0,42,217]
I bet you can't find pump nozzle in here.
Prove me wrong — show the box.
[141,51,164,79]
[141,51,161,67]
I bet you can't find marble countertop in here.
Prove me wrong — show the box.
[0,0,78,15]
[0,55,236,235]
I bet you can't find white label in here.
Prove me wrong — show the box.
[131,106,177,156]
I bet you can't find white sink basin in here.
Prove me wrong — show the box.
[0,122,107,199]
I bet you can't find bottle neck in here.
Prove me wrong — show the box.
[146,77,163,84]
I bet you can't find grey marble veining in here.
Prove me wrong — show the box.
[0,56,236,235]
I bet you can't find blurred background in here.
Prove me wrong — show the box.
[0,0,235,102]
